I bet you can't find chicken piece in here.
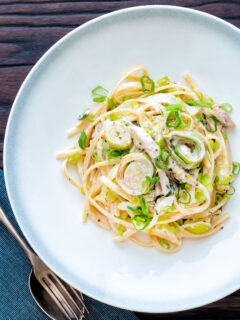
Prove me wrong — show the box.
[155,195,174,215]
[168,159,196,185]
[212,104,236,129]
[130,125,170,195]
[130,125,159,160]
[155,171,171,195]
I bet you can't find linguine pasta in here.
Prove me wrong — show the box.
[57,66,239,253]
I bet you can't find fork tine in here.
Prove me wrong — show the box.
[46,276,80,320]
[68,286,89,314]
[49,273,85,318]
[40,278,72,320]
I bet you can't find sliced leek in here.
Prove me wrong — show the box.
[166,131,205,169]
[183,219,211,234]
[104,121,131,150]
[116,153,154,195]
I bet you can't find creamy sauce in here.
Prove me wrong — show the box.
[155,195,174,215]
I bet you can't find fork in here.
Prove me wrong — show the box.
[0,205,89,320]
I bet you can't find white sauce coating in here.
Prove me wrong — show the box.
[212,104,236,128]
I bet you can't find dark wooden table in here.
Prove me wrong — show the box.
[1,1,240,319]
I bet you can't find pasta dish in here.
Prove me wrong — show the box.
[57,66,239,253]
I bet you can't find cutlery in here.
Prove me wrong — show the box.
[0,205,88,320]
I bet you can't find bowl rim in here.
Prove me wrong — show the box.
[3,5,240,313]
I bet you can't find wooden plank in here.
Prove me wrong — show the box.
[0,66,31,163]
[0,27,72,66]
[0,8,240,27]
[0,14,239,28]
[0,14,98,26]
[0,1,239,16]
[228,18,240,28]
[0,66,31,105]
[1,0,229,13]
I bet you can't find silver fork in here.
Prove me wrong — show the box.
[0,205,89,320]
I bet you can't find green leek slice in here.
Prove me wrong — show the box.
[166,131,205,169]
[184,219,210,234]
[117,153,154,195]
[104,121,131,150]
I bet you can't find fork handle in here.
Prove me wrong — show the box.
[0,205,36,264]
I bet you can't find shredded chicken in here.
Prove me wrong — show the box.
[130,125,170,194]
[212,104,236,128]
[129,125,198,191]
[130,125,159,159]
[155,171,171,195]
[144,190,156,202]
[155,195,174,215]
[168,159,196,185]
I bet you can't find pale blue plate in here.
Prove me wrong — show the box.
[4,5,240,312]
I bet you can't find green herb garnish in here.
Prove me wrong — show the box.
[162,205,174,213]
[166,111,182,128]
[67,153,81,165]
[103,148,129,160]
[140,76,155,94]
[176,185,191,204]
[195,188,205,203]
[155,149,171,170]
[221,103,232,113]
[78,111,89,121]
[109,113,120,121]
[222,132,227,139]
[166,104,182,112]
[197,173,211,186]
[203,115,221,133]
[197,113,203,123]
[203,94,214,105]
[139,196,149,215]
[157,76,170,87]
[127,206,142,214]
[92,152,101,162]
[185,99,212,108]
[92,86,108,102]
[78,131,87,150]
[179,116,191,129]
[107,97,117,110]
[145,176,160,183]
[159,238,170,250]
[167,225,179,233]
[131,215,152,231]
[118,224,124,236]
[78,111,94,122]
[209,139,219,152]
[156,137,166,149]
[232,162,240,176]
[216,183,235,196]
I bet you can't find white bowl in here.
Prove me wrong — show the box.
[4,5,240,313]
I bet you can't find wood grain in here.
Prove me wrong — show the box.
[1,2,240,318]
